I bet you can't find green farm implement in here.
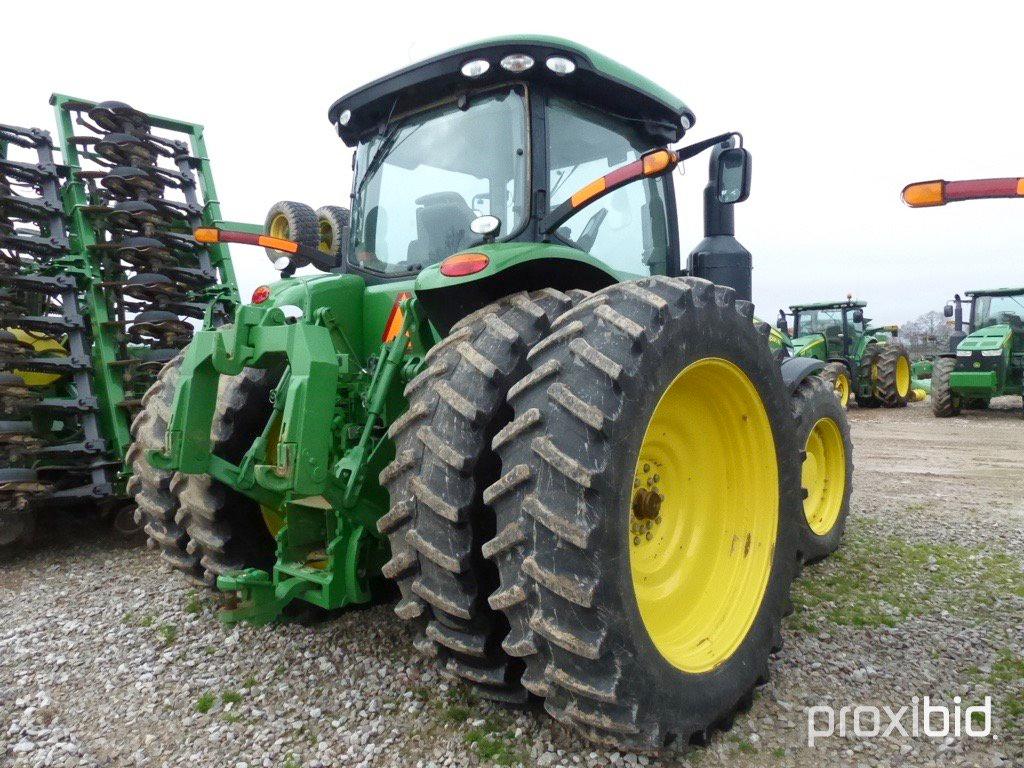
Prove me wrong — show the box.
[0,97,239,552]
[137,37,851,749]
[903,177,1024,416]
[776,299,912,408]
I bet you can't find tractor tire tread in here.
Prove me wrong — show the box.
[483,276,800,751]
[378,289,578,702]
[126,354,204,581]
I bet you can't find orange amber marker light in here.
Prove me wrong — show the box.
[256,235,299,254]
[251,286,271,304]
[193,227,220,243]
[902,181,946,207]
[440,252,490,277]
[642,149,674,176]
[570,177,607,208]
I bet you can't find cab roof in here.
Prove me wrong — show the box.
[327,36,695,147]
[789,300,868,311]
[965,287,1024,297]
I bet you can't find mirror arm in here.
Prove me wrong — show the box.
[675,131,742,162]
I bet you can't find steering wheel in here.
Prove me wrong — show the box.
[576,208,609,252]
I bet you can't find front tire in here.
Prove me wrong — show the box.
[819,361,851,408]
[794,376,853,563]
[484,277,802,749]
[931,357,961,417]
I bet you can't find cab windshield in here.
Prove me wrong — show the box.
[349,88,528,275]
[794,308,844,337]
[973,293,1024,329]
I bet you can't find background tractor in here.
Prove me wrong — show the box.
[928,289,1024,416]
[776,299,912,408]
[0,98,240,554]
[134,36,851,750]
[903,177,1024,417]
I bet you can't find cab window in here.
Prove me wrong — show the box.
[546,97,672,276]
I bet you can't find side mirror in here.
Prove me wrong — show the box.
[943,303,954,318]
[716,147,752,204]
[852,308,864,323]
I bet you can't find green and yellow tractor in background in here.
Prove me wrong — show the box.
[929,289,1024,415]
[903,177,1024,417]
[776,299,913,408]
[133,36,852,750]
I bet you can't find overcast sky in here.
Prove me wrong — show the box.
[7,1,1021,325]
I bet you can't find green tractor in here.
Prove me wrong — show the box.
[929,289,1024,416]
[135,37,851,749]
[776,299,912,408]
[903,177,1024,416]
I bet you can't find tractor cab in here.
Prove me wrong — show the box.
[320,36,751,329]
[785,300,868,360]
[329,36,693,283]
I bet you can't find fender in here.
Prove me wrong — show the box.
[780,356,825,395]
[414,241,625,335]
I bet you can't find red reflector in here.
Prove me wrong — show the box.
[440,252,490,277]
[251,286,271,304]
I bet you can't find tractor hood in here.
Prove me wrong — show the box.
[328,36,694,147]
[958,324,1012,352]
[790,334,827,358]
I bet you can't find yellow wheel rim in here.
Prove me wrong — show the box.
[896,356,911,397]
[834,372,851,408]
[318,219,334,254]
[801,417,846,536]
[629,358,778,674]
[268,213,291,241]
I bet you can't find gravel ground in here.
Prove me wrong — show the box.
[2,398,1022,767]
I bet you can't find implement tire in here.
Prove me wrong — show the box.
[484,277,802,750]
[127,355,204,580]
[379,288,579,703]
[875,341,912,408]
[794,375,853,564]
[174,367,279,586]
[931,357,961,417]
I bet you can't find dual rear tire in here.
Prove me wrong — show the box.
[481,277,803,748]
[384,277,805,749]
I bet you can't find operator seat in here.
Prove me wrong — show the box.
[407,192,475,265]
